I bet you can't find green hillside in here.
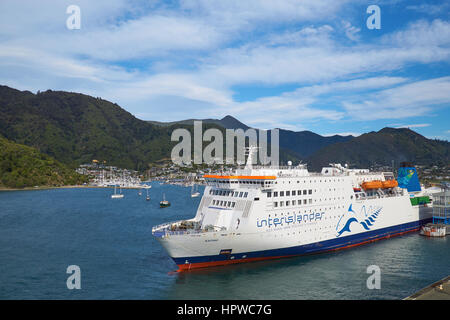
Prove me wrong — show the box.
[0,135,88,188]
[1,85,448,172]
[0,86,299,168]
[307,127,450,170]
[0,86,176,170]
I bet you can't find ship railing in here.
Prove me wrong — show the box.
[152,220,207,236]
[152,220,224,237]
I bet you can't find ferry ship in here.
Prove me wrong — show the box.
[152,150,433,271]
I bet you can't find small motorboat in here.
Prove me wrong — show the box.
[160,193,170,208]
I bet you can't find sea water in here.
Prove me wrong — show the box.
[0,184,448,299]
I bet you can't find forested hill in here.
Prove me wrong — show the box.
[1,85,448,171]
[0,135,88,188]
[307,127,450,170]
[0,85,177,170]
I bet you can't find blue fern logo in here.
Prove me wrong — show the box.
[336,204,381,237]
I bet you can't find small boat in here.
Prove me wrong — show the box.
[146,188,150,201]
[111,185,124,199]
[160,193,170,208]
[191,183,200,198]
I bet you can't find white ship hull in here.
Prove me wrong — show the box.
[153,162,433,270]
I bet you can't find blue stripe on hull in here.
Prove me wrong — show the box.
[172,218,431,266]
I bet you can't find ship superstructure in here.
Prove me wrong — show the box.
[152,151,433,270]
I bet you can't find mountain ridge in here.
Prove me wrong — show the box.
[1,85,448,171]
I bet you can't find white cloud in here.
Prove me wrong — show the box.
[382,19,450,48]
[0,1,449,132]
[394,124,431,129]
[180,0,347,25]
[342,77,450,120]
[406,3,450,15]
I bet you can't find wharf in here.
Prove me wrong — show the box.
[405,276,450,300]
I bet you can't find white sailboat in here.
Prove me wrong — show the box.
[191,183,200,198]
[146,187,150,201]
[111,185,124,199]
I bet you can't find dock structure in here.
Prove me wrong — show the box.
[405,276,450,300]
[420,190,450,237]
[432,191,450,225]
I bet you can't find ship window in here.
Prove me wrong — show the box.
[267,192,272,197]
[274,191,278,197]
[309,189,312,194]
[274,202,278,207]
[286,201,290,206]
[303,199,307,204]
[286,191,290,196]
[254,197,259,201]
[298,200,302,205]
[244,192,248,197]
[298,190,301,194]
[232,202,236,208]
[309,199,312,204]
[280,201,284,207]
[239,192,243,197]
[280,191,284,196]
[303,190,307,195]
[227,201,231,207]
[292,190,296,196]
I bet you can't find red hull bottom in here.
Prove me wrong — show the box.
[176,227,420,271]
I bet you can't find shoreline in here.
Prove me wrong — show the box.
[0,185,150,192]
[0,185,98,192]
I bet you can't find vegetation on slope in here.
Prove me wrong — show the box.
[0,135,88,189]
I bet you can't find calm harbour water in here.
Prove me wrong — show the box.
[0,183,449,300]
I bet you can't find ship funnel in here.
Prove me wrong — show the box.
[397,163,421,192]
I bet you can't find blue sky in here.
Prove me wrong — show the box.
[0,0,449,139]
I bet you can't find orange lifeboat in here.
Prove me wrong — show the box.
[382,179,398,188]
[361,180,383,190]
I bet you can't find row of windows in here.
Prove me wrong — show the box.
[273,199,313,207]
[210,178,346,185]
[209,189,249,198]
[210,180,274,185]
[267,189,312,197]
[212,200,236,208]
